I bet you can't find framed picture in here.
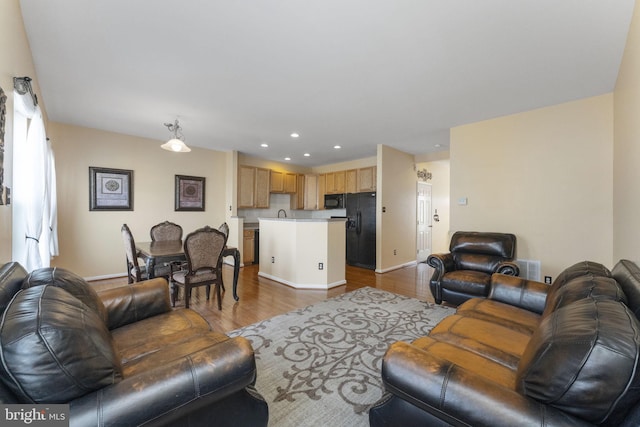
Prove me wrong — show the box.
[175,175,205,211]
[89,167,133,211]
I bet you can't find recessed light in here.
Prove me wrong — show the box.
[284,157,291,161]
[260,143,269,148]
[290,133,299,138]
[304,153,310,157]
[334,145,341,149]
[434,144,441,148]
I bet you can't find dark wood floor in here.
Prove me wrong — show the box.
[92,262,440,333]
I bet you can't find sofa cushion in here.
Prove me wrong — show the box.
[0,286,122,403]
[542,275,626,318]
[449,231,516,258]
[440,270,491,297]
[457,298,541,335]
[516,298,640,425]
[22,267,108,324]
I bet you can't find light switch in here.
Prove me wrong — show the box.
[457,197,468,206]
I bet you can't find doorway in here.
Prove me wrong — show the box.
[416,182,432,262]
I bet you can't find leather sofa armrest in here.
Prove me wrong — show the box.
[427,254,455,304]
[488,273,549,314]
[496,260,519,276]
[381,342,592,427]
[69,336,258,427]
[426,253,454,275]
[97,278,172,330]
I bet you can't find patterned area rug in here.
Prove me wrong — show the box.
[228,287,454,426]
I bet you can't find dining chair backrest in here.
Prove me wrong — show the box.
[150,221,183,242]
[184,226,227,274]
[121,223,143,283]
[218,222,229,239]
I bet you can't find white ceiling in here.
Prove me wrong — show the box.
[19,0,635,167]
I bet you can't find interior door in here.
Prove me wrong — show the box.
[416,182,432,262]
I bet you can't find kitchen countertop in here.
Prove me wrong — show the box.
[258,218,347,222]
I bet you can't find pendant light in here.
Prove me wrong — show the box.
[161,119,191,152]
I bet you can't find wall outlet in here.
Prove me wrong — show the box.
[271,256,275,263]
[393,249,397,255]
[318,262,323,270]
[544,276,552,284]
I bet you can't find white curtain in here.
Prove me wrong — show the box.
[46,140,59,258]
[13,90,58,271]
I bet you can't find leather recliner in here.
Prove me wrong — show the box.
[427,231,519,305]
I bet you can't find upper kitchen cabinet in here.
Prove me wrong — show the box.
[358,166,376,192]
[238,165,270,208]
[291,174,305,210]
[303,174,318,210]
[317,174,326,210]
[255,168,271,207]
[270,171,297,193]
[325,170,345,194]
[345,169,357,193]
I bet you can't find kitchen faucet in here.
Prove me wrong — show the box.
[277,209,287,218]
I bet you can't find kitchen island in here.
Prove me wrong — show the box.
[258,218,346,289]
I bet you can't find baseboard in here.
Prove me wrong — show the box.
[258,271,346,289]
[85,272,128,282]
[375,260,417,274]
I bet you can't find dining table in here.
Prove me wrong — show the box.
[135,240,241,301]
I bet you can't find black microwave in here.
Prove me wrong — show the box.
[324,193,345,209]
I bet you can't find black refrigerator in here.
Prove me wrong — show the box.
[346,192,376,270]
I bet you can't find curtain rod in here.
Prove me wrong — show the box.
[13,76,38,106]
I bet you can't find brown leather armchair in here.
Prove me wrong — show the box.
[427,231,518,305]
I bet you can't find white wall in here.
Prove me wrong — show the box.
[613,0,640,265]
[451,94,614,279]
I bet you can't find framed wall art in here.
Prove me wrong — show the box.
[175,175,205,211]
[89,167,133,211]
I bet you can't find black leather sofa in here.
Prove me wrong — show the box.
[0,262,269,427]
[427,231,519,306]
[370,259,640,426]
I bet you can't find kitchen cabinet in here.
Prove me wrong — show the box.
[345,169,357,193]
[303,174,318,210]
[270,171,283,193]
[270,171,297,193]
[325,171,345,194]
[358,166,376,191]
[238,166,270,208]
[243,229,255,264]
[255,168,271,207]
[291,174,305,209]
[317,174,326,210]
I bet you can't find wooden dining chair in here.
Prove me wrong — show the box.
[121,224,148,283]
[218,222,229,239]
[217,222,230,291]
[168,225,228,309]
[150,221,183,242]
